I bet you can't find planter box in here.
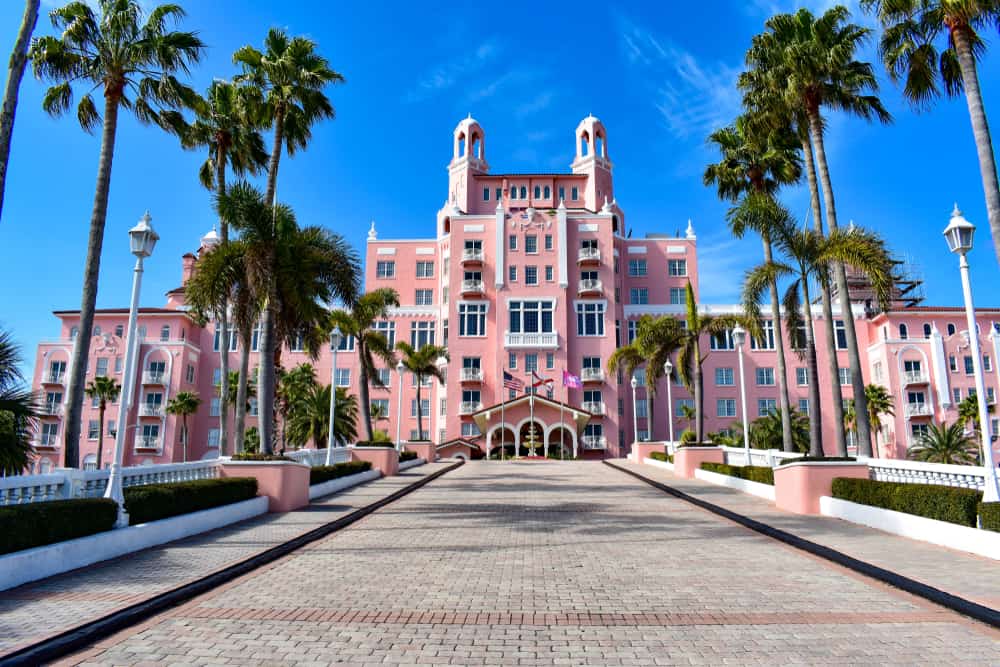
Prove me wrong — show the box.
[0,496,267,592]
[673,446,724,479]
[398,458,426,472]
[350,446,399,477]
[820,496,1000,561]
[404,442,436,464]
[773,461,868,515]
[220,460,310,512]
[695,467,776,501]
[308,468,381,500]
[631,442,667,464]
[643,457,674,473]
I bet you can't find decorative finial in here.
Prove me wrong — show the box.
[685,219,696,240]
[367,219,377,241]
[952,202,962,218]
[601,196,611,214]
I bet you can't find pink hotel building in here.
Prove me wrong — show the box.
[29,116,1000,470]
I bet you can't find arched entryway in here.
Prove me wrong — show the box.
[518,420,545,457]
[545,424,577,459]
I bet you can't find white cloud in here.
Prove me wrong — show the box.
[405,40,500,103]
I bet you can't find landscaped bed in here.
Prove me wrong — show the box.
[701,462,774,485]
[399,451,418,462]
[831,477,984,528]
[649,451,673,463]
[124,477,258,525]
[0,498,118,555]
[310,460,372,485]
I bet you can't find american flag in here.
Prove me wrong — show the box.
[503,371,524,391]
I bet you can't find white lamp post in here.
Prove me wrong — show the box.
[104,212,158,528]
[395,359,405,452]
[944,204,1000,503]
[434,355,447,446]
[732,324,751,467]
[325,326,343,465]
[664,360,675,445]
[630,375,639,450]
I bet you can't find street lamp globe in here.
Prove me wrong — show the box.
[663,360,673,377]
[396,359,406,374]
[944,203,975,255]
[129,211,159,258]
[630,375,638,390]
[330,325,343,349]
[731,324,746,348]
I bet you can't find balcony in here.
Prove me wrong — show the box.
[577,247,601,264]
[582,401,605,416]
[460,279,486,296]
[41,404,63,417]
[577,278,603,295]
[135,435,161,451]
[460,367,483,383]
[581,435,607,450]
[504,332,559,349]
[139,403,164,418]
[905,403,931,418]
[142,370,167,385]
[43,372,65,385]
[581,367,604,383]
[461,247,484,264]
[33,434,59,450]
[459,401,483,415]
[902,370,928,385]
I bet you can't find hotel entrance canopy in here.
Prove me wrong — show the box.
[471,394,593,457]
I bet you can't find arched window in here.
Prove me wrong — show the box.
[458,134,466,157]
[543,185,551,198]
[947,323,956,336]
[898,323,908,340]
[923,323,932,338]
[534,185,541,199]
[93,325,101,336]
[596,135,605,157]
[519,186,527,199]
[70,326,79,340]
[471,136,480,159]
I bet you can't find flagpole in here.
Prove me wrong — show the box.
[529,379,535,457]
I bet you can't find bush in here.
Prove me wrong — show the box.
[831,478,981,528]
[701,462,774,485]
[649,451,673,463]
[777,456,856,466]
[979,502,1000,532]
[0,498,118,555]
[124,478,258,525]
[230,453,292,461]
[679,429,697,444]
[354,441,396,448]
[399,451,418,462]
[310,460,372,485]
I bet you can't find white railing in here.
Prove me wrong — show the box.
[33,434,60,449]
[139,403,164,417]
[578,278,602,293]
[581,367,604,382]
[905,403,931,418]
[135,435,161,450]
[43,372,65,384]
[286,447,350,467]
[582,435,607,450]
[461,247,484,262]
[461,279,485,294]
[721,446,803,467]
[504,332,558,348]
[577,247,600,262]
[460,401,483,415]
[41,404,63,416]
[859,456,986,492]
[142,370,166,384]
[903,370,928,385]
[460,367,483,382]
[0,473,69,505]
[582,401,605,415]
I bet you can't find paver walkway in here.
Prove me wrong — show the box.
[62,461,998,666]
[0,461,451,657]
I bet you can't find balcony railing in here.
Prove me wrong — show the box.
[504,332,558,349]
[581,435,607,450]
[582,401,605,415]
[460,367,483,382]
[139,403,164,417]
[142,370,166,385]
[459,401,483,415]
[905,403,931,418]
[43,372,65,384]
[461,279,486,295]
[577,247,601,263]
[577,278,603,294]
[581,367,604,382]
[903,370,928,385]
[41,404,63,416]
[135,436,161,451]
[33,434,59,449]
[461,247,484,263]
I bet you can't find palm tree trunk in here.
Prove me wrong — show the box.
[264,106,285,207]
[96,404,105,469]
[358,348,374,441]
[952,26,1000,270]
[64,95,120,468]
[807,110,872,457]
[801,280,823,457]
[0,0,39,223]
[182,415,188,462]
[416,376,423,441]
[257,298,277,454]
[764,237,794,452]
[215,145,230,455]
[234,326,251,452]
[693,340,704,442]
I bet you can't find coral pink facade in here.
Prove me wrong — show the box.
[28,116,1000,469]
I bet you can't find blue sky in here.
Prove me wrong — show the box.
[3,0,1000,374]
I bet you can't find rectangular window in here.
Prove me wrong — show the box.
[952,387,962,404]
[371,399,390,420]
[206,429,220,448]
[717,399,737,418]
[483,187,490,201]
[509,265,517,282]
[839,367,852,385]
[334,369,350,387]
[558,186,566,201]
[750,320,776,350]
[462,422,481,437]
[798,399,809,415]
[964,355,975,375]
[544,234,553,250]
[669,287,685,305]
[628,259,647,276]
[710,330,734,351]
[415,289,434,306]
[985,355,993,372]
[545,265,554,282]
[667,259,687,277]
[755,367,775,386]
[210,397,221,416]
[159,325,170,342]
[835,320,848,350]
[575,302,606,337]
[495,187,502,201]
[410,321,436,348]
[509,300,554,334]
[987,387,996,404]
[627,320,637,344]
[106,420,116,437]
[796,367,809,386]
[509,235,517,251]
[376,261,395,279]
[335,334,356,352]
[636,398,649,418]
[525,354,538,373]
[458,303,487,337]
[88,420,99,439]
[525,235,538,254]
[373,321,395,347]
[509,352,517,369]
[630,288,648,305]
[410,399,430,418]
[290,333,305,352]
[758,398,777,416]
[186,364,195,384]
[95,357,108,377]
[114,356,122,374]
[715,367,734,386]
[415,261,434,278]
[950,355,958,372]
[212,368,222,386]
[635,368,647,386]
[214,327,238,351]
[525,266,538,285]
[873,362,883,382]
[675,398,694,417]
[546,352,555,370]
[374,368,390,388]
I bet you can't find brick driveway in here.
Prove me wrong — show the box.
[68,461,999,666]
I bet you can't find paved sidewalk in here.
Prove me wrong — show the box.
[63,461,998,666]
[0,461,451,656]
[615,458,1000,610]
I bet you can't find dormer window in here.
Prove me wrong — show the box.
[899,323,908,340]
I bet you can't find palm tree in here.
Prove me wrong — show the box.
[864,384,895,458]
[0,0,40,222]
[276,363,316,451]
[0,329,38,474]
[395,342,448,442]
[705,115,801,452]
[957,393,994,433]
[370,401,388,433]
[162,79,267,456]
[749,409,811,453]
[329,288,400,441]
[607,314,685,442]
[862,0,1000,269]
[233,27,343,206]
[908,421,979,465]
[165,391,200,462]
[744,6,892,457]
[679,403,696,434]
[742,198,893,456]
[29,1,204,467]
[84,376,119,469]
[287,384,357,449]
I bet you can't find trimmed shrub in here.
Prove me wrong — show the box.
[354,441,396,448]
[310,460,372,485]
[0,498,118,555]
[649,451,673,463]
[124,478,258,526]
[399,451,418,462]
[230,453,292,461]
[777,456,856,466]
[679,429,697,444]
[979,502,1000,533]
[701,462,774,485]
[831,477,981,528]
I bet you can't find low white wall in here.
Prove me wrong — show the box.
[0,496,268,592]
[398,458,426,472]
[308,469,381,500]
[643,457,674,473]
[695,468,776,501]
[819,496,1000,561]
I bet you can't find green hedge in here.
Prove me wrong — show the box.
[979,502,1000,532]
[354,442,396,448]
[309,461,372,485]
[831,478,981,528]
[0,498,118,555]
[230,453,292,461]
[649,451,673,463]
[399,451,418,462]
[124,478,258,526]
[701,462,774,485]
[777,456,856,466]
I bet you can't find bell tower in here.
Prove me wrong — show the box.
[447,115,489,214]
[571,115,613,211]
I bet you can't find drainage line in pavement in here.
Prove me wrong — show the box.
[0,460,464,667]
[604,461,1000,630]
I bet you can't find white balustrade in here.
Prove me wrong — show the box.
[43,372,65,384]
[904,403,931,418]
[134,435,162,450]
[460,401,483,415]
[582,401,605,415]
[139,403,164,417]
[721,446,802,467]
[142,370,166,385]
[504,332,558,348]
[902,370,928,385]
[578,278,603,293]
[577,246,601,262]
[461,279,485,294]
[0,473,69,505]
[461,247,484,262]
[859,456,986,491]
[582,435,607,449]
[286,447,350,467]
[41,404,64,416]
[460,367,483,382]
[581,367,604,382]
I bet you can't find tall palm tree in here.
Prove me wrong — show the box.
[607,314,685,442]
[705,115,802,451]
[0,0,40,222]
[957,393,994,433]
[742,198,893,456]
[287,384,357,449]
[0,329,38,474]
[162,79,267,456]
[30,1,204,467]
[276,363,316,451]
[216,181,358,453]
[233,27,343,206]
[864,383,895,457]
[165,391,200,462]
[862,0,1000,268]
[84,376,119,469]
[744,6,892,457]
[395,342,448,442]
[329,288,400,441]
[908,421,979,465]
